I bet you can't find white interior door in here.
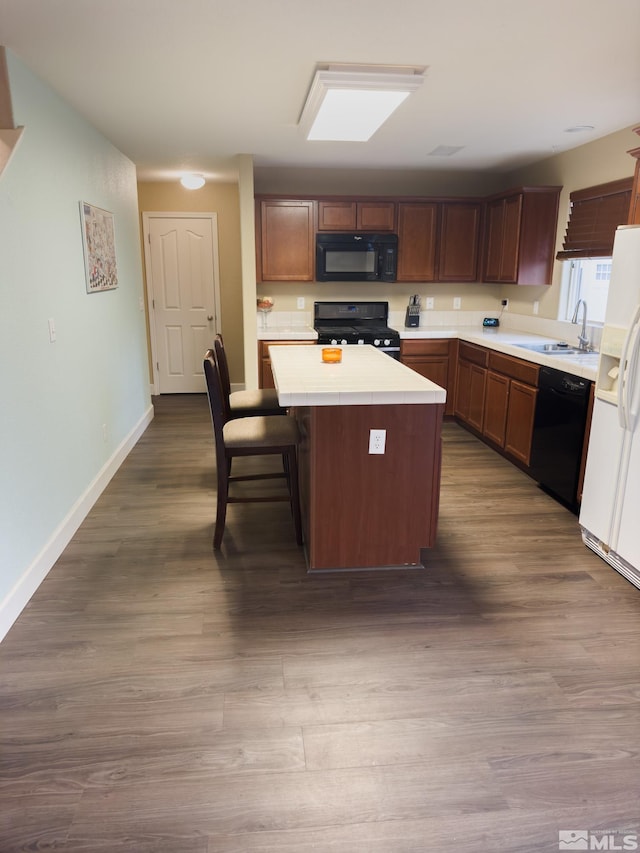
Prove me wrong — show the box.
[144,213,221,393]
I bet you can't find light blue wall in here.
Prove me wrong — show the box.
[0,53,152,634]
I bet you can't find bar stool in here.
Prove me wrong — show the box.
[214,334,284,419]
[203,349,303,550]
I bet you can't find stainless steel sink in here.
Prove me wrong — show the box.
[516,342,582,355]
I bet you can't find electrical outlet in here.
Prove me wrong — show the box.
[369,429,386,455]
[102,423,108,443]
[48,318,57,343]
[501,298,509,310]
[426,297,434,310]
[533,300,539,315]
[297,297,305,310]
[453,297,461,310]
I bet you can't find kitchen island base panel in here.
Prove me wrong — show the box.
[296,403,444,572]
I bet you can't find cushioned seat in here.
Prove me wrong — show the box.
[223,414,298,449]
[204,349,303,550]
[229,387,281,417]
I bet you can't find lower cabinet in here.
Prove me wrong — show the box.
[483,370,510,445]
[400,338,455,415]
[454,341,488,431]
[455,342,539,469]
[259,340,314,388]
[504,379,538,465]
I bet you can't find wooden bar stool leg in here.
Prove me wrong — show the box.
[214,458,229,550]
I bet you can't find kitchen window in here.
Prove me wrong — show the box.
[557,177,632,325]
[561,257,611,324]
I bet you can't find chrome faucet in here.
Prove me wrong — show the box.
[571,299,590,351]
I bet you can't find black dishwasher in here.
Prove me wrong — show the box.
[529,366,591,512]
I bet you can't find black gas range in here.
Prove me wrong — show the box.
[313,301,400,358]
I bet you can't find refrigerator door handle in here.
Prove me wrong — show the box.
[618,302,640,430]
[624,312,640,432]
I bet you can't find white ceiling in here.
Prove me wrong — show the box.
[1,0,639,182]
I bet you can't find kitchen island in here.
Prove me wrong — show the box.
[268,345,446,572]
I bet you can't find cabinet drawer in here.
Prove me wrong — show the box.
[401,339,451,358]
[458,341,488,367]
[488,351,539,386]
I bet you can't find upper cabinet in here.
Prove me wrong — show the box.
[255,187,561,284]
[317,200,396,231]
[396,202,438,281]
[438,202,482,282]
[256,199,315,282]
[396,200,481,282]
[482,187,561,285]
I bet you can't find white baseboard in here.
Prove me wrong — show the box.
[0,403,155,643]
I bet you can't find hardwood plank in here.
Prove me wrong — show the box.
[1,394,640,852]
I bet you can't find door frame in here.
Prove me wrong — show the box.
[142,211,222,395]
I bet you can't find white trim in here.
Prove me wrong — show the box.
[0,404,154,643]
[142,212,222,396]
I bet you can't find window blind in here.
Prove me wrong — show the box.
[556,177,633,260]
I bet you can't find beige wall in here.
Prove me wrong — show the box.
[136,181,245,385]
[504,125,638,318]
[254,166,503,198]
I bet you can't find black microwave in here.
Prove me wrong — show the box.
[316,232,398,282]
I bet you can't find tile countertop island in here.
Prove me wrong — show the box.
[269,345,446,573]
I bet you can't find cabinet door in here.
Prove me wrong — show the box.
[483,371,510,447]
[438,202,481,282]
[396,203,437,282]
[504,380,537,465]
[454,358,472,421]
[499,194,523,282]
[317,201,356,231]
[317,201,396,231]
[468,364,487,432]
[484,199,505,282]
[483,194,523,283]
[259,200,315,281]
[356,201,395,231]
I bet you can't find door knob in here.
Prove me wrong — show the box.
[207,315,213,321]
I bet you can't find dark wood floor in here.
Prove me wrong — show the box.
[2,394,640,852]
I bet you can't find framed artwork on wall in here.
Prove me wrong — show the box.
[80,201,118,293]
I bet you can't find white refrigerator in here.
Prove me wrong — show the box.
[579,224,640,588]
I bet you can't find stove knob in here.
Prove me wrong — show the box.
[330,338,338,345]
[374,338,381,346]
[341,338,347,345]
[357,338,365,345]
[384,338,391,346]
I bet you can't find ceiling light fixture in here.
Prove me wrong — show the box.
[299,64,426,142]
[180,173,206,189]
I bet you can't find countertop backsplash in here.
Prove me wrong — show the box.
[258,308,602,352]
